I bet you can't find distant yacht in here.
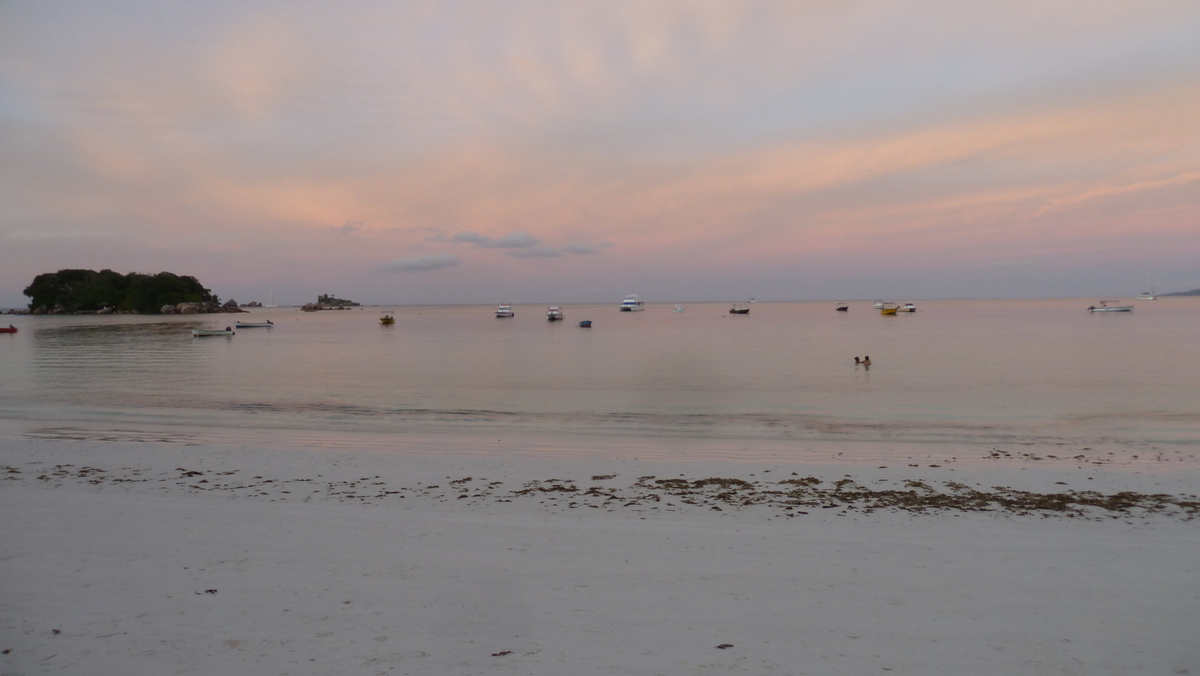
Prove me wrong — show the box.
[547,306,564,321]
[264,291,278,308]
[619,294,645,312]
[495,304,515,318]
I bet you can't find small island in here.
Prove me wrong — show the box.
[301,294,361,311]
[1162,287,1200,296]
[22,269,243,314]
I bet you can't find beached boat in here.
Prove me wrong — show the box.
[619,295,645,312]
[547,307,564,321]
[880,302,898,315]
[191,327,235,337]
[578,320,592,328]
[234,320,274,328]
[379,314,395,325]
[835,303,848,312]
[729,305,750,315]
[1088,301,1133,312]
[0,325,17,333]
[495,304,515,318]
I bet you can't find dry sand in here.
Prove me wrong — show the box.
[2,426,1198,675]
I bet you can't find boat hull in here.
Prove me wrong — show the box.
[191,329,234,337]
[1088,306,1133,312]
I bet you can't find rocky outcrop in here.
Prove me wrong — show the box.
[171,301,244,315]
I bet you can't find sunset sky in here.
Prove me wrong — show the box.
[2,1,1198,307]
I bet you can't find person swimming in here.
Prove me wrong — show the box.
[862,356,871,366]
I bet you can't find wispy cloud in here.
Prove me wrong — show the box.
[452,230,541,249]
[563,242,610,255]
[374,254,460,273]
[336,221,364,233]
[507,246,560,258]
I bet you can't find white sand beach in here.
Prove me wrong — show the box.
[2,428,1198,676]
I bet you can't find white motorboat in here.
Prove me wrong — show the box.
[872,299,885,309]
[897,303,917,312]
[495,304,515,318]
[619,295,645,312]
[1087,301,1133,312]
[547,306,564,321]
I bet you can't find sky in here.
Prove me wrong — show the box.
[2,1,1199,308]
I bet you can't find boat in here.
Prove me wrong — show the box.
[379,313,395,325]
[673,305,685,313]
[547,306,564,321]
[1136,292,1158,301]
[578,320,592,328]
[729,304,750,315]
[0,325,16,333]
[234,320,274,328]
[263,291,278,308]
[873,299,885,309]
[1088,301,1133,312]
[495,304,515,318]
[619,295,645,312]
[835,303,848,312]
[880,302,898,315]
[897,302,917,313]
[191,327,235,337]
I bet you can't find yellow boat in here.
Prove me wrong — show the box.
[880,302,898,315]
[380,313,395,325]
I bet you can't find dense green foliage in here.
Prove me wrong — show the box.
[23,269,217,313]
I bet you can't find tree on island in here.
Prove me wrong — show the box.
[317,294,359,306]
[23,269,217,313]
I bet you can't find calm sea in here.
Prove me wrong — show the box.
[1,299,1198,452]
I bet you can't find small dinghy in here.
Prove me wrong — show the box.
[234,320,274,328]
[191,327,235,337]
[578,320,592,328]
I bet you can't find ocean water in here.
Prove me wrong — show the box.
[1,298,1198,451]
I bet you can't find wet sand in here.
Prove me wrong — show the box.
[1,429,1198,675]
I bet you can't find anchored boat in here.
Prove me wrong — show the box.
[1088,301,1133,312]
[191,327,235,337]
[619,295,645,312]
